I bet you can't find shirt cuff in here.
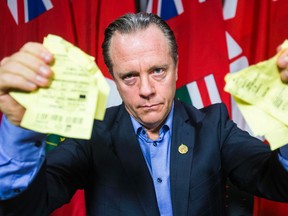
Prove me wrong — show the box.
[0,115,47,199]
[0,115,46,162]
[278,144,288,172]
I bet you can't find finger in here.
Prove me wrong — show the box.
[1,42,54,88]
[277,47,288,83]
[276,44,283,53]
[20,42,53,64]
[0,70,38,94]
[3,52,52,87]
[277,48,288,69]
[9,51,53,78]
[0,57,9,66]
[0,94,25,125]
[280,69,288,83]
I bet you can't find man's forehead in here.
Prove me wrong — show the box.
[113,24,163,38]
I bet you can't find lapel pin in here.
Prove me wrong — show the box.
[178,144,188,154]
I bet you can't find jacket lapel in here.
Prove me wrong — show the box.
[111,105,159,216]
[170,100,205,216]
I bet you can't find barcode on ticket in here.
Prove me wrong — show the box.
[36,113,84,125]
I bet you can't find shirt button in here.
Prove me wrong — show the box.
[157,178,162,183]
[14,188,21,193]
[153,141,157,147]
[34,141,42,147]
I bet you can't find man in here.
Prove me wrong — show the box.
[0,13,288,216]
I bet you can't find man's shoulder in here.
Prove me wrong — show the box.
[174,99,230,123]
[176,99,228,114]
[93,103,126,129]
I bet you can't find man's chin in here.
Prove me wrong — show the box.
[139,116,164,129]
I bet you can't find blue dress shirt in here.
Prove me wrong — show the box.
[130,104,174,216]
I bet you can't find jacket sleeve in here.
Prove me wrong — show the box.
[218,103,288,201]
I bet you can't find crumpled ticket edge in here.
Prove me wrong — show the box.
[224,40,288,150]
[9,34,110,139]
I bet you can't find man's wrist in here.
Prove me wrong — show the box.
[0,115,46,161]
[279,144,288,160]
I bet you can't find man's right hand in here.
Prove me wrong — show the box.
[0,42,54,125]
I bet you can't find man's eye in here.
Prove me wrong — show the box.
[154,68,164,74]
[121,73,137,85]
[123,73,134,80]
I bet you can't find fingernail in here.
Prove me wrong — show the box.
[36,75,48,85]
[39,66,50,76]
[27,82,37,89]
[284,56,288,63]
[40,52,52,62]
[282,70,288,83]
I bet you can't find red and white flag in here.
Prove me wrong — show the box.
[0,0,76,57]
[70,0,136,107]
[147,0,231,112]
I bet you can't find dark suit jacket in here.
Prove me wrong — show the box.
[1,99,288,216]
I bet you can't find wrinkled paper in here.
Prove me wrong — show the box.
[224,40,288,150]
[10,34,110,139]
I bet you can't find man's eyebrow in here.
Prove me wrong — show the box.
[147,64,169,71]
[116,64,170,77]
[117,71,138,78]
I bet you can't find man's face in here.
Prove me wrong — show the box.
[110,25,178,133]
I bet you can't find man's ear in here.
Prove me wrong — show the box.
[175,59,179,81]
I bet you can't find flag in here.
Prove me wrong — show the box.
[0,0,76,58]
[70,0,136,107]
[224,1,288,215]
[147,0,231,112]
[7,0,53,24]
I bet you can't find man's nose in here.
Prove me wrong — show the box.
[139,76,155,98]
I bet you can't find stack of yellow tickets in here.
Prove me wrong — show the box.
[10,34,110,139]
[224,40,288,150]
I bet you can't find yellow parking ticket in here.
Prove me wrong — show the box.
[10,34,110,139]
[224,40,288,150]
